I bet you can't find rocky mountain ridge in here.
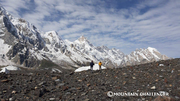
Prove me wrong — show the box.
[0,5,169,69]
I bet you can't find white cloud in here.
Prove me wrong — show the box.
[0,0,30,17]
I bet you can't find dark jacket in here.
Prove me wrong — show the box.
[90,61,94,67]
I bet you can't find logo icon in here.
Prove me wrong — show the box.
[107,91,114,97]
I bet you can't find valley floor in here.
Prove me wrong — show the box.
[0,58,180,101]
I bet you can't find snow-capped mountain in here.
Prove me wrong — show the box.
[0,5,46,67]
[66,36,126,68]
[121,47,169,66]
[41,31,91,69]
[0,5,169,69]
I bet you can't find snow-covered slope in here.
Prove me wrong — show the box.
[0,38,14,65]
[0,5,170,69]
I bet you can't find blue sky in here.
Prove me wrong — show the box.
[0,0,180,58]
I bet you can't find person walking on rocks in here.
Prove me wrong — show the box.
[90,60,94,71]
[98,61,102,70]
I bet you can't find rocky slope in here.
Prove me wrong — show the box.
[0,58,179,101]
[0,5,169,69]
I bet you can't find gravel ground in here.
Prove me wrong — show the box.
[0,58,180,101]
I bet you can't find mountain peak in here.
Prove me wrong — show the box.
[76,35,93,46]
[147,47,158,52]
[0,5,6,12]
[43,31,64,45]
[78,35,87,42]
[0,5,13,20]
[45,31,62,40]
[46,31,58,37]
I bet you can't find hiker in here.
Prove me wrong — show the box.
[90,60,94,71]
[2,54,5,59]
[98,61,102,70]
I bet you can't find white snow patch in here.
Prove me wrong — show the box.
[0,65,20,73]
[0,57,14,66]
[159,64,165,66]
[0,68,10,74]
[2,65,21,71]
[64,39,73,45]
[51,68,62,73]
[74,64,106,72]
[0,39,11,54]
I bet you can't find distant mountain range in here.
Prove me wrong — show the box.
[0,5,169,69]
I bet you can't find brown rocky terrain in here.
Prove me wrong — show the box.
[0,58,180,101]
